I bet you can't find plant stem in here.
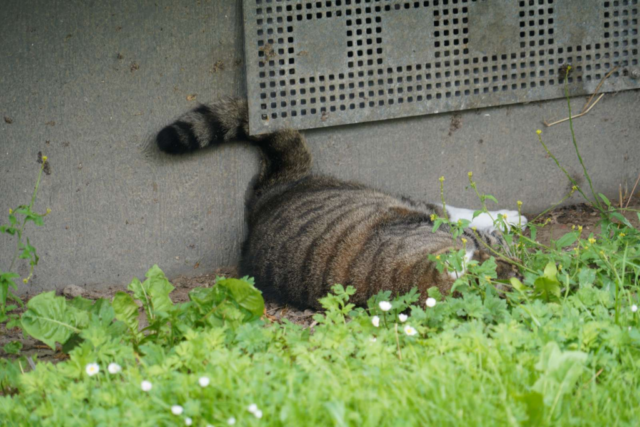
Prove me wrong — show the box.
[9,163,45,272]
[537,134,593,207]
[563,74,603,211]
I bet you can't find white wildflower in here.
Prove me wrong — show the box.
[227,417,236,425]
[199,376,210,387]
[248,404,258,414]
[379,301,392,311]
[172,405,184,415]
[398,314,408,323]
[632,304,638,313]
[371,315,380,327]
[254,410,263,419]
[185,417,193,426]
[85,363,100,377]
[370,337,377,343]
[426,297,437,308]
[404,325,417,336]
[107,363,122,374]
[141,380,153,391]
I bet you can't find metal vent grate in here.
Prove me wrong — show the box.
[243,0,640,135]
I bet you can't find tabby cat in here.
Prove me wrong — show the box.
[156,99,527,309]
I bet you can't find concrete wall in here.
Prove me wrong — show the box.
[1,0,639,294]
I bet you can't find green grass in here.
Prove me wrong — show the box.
[2,268,640,426]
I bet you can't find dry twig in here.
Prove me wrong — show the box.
[544,94,605,127]
[544,66,617,127]
[624,173,640,209]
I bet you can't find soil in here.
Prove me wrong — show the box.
[2,203,638,364]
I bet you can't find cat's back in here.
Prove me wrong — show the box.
[241,175,436,307]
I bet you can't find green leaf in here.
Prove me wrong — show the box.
[21,291,82,349]
[128,265,174,319]
[578,268,596,287]
[533,262,561,302]
[543,261,558,281]
[217,278,265,320]
[610,212,634,229]
[514,391,545,427]
[483,194,499,205]
[510,277,528,292]
[112,292,141,341]
[3,340,23,355]
[554,232,577,250]
[533,342,587,409]
[598,193,611,208]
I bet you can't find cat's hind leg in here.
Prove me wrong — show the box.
[446,206,527,231]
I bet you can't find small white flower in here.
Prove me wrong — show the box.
[371,315,380,327]
[370,337,377,343]
[171,405,184,415]
[185,417,193,426]
[199,376,210,387]
[107,363,122,374]
[379,301,392,311]
[254,410,263,419]
[426,297,437,308]
[141,380,153,391]
[248,404,258,413]
[398,313,408,323]
[227,417,236,426]
[85,363,100,376]
[632,304,638,313]
[404,325,418,336]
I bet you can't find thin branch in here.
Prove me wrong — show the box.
[624,173,640,209]
[543,93,605,127]
[581,66,618,113]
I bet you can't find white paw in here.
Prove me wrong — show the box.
[446,248,474,279]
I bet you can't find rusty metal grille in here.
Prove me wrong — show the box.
[243,0,640,135]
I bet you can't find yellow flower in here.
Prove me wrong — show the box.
[572,185,577,191]
[484,276,492,282]
[573,247,579,252]
[472,226,477,232]
[439,176,445,183]
[578,225,583,232]
[468,171,473,178]
[23,278,28,284]
[46,208,52,214]
[430,214,436,221]
[571,225,576,230]
[436,255,441,260]
[461,238,467,244]
[42,155,48,162]
[558,264,563,270]
[517,201,523,207]
[588,238,596,244]
[536,130,542,135]
[9,208,12,215]
[619,233,626,237]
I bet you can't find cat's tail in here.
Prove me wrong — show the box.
[156,98,311,190]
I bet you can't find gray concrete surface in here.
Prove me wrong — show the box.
[1,0,639,294]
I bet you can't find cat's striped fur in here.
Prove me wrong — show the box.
[156,99,523,309]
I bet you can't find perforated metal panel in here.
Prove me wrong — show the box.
[243,0,639,135]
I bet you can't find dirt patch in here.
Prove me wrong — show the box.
[527,202,640,247]
[448,113,462,136]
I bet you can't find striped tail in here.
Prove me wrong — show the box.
[156,99,312,190]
